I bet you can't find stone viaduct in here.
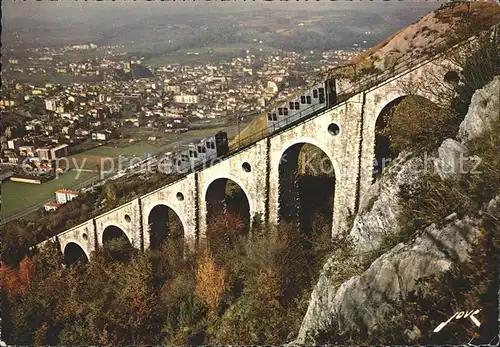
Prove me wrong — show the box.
[36,32,493,263]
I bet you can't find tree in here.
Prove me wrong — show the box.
[206,212,246,262]
[450,34,500,118]
[195,249,229,318]
[104,181,117,205]
[380,95,458,155]
[0,222,35,267]
[0,256,34,301]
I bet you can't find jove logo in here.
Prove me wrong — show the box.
[433,309,481,333]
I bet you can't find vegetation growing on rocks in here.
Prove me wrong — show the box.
[310,198,499,345]
[378,95,458,156]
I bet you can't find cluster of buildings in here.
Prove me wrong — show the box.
[3,46,362,119]
[44,189,80,211]
[1,44,363,188]
[3,142,69,185]
[6,43,129,78]
[5,134,69,168]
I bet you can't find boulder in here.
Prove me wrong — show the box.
[433,138,478,180]
[458,76,500,142]
[350,152,423,253]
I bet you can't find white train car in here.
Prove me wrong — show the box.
[170,132,230,174]
[266,78,336,133]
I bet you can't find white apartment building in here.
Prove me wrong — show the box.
[45,98,57,111]
[174,94,199,104]
[55,189,79,204]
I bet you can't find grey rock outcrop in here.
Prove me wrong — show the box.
[458,76,500,142]
[433,138,480,180]
[487,194,500,213]
[295,217,482,344]
[434,77,500,179]
[350,77,499,240]
[350,153,423,253]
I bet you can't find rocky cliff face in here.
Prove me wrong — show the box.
[296,217,483,343]
[294,76,500,344]
[458,76,500,142]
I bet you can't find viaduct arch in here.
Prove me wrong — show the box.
[63,241,89,266]
[100,223,131,247]
[197,139,267,238]
[101,224,134,261]
[277,141,337,234]
[147,203,185,250]
[359,59,455,197]
[204,176,252,232]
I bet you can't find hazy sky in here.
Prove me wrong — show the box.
[3,0,442,23]
[2,0,442,49]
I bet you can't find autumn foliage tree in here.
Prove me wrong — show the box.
[206,211,246,261]
[195,249,230,318]
[0,256,34,300]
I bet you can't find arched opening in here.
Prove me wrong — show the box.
[102,225,133,262]
[205,178,251,255]
[374,95,455,180]
[148,204,185,251]
[63,242,88,266]
[373,96,405,178]
[278,143,336,235]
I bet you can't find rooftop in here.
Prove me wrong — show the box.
[55,189,79,195]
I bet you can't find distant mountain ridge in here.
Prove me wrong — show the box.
[3,3,438,51]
